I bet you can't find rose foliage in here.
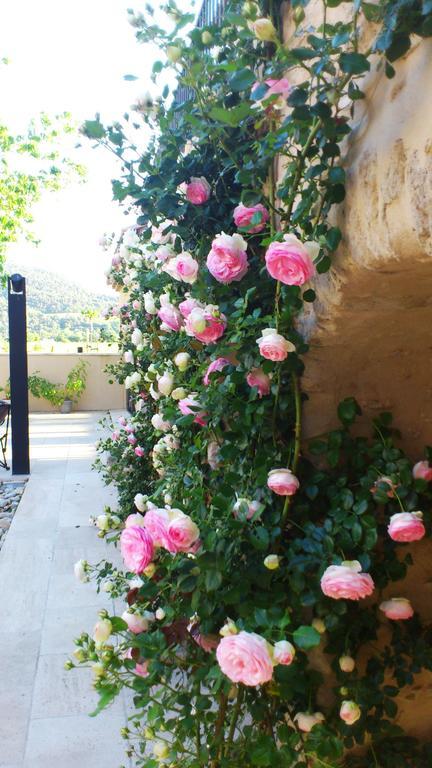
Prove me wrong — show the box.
[70,1,432,766]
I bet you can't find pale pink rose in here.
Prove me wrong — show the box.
[125,513,145,528]
[111,254,121,267]
[413,460,432,481]
[93,618,112,645]
[294,712,325,733]
[125,424,135,433]
[321,561,374,601]
[179,297,203,318]
[246,368,271,397]
[143,507,170,548]
[257,328,295,361]
[370,475,397,498]
[122,610,151,634]
[134,661,150,677]
[135,446,145,457]
[151,413,171,432]
[265,235,316,286]
[267,469,299,496]
[207,232,249,284]
[157,295,183,332]
[163,253,199,284]
[118,416,127,427]
[151,221,175,245]
[185,305,227,344]
[216,631,274,686]
[340,701,361,725]
[388,511,425,542]
[265,77,291,100]
[273,640,295,666]
[185,176,211,205]
[233,498,260,520]
[120,526,154,574]
[379,598,414,620]
[233,203,269,234]
[165,511,200,553]
[155,244,175,262]
[178,395,207,426]
[132,300,141,310]
[111,430,121,441]
[127,434,137,445]
[203,357,231,386]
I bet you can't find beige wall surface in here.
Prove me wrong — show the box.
[0,354,125,412]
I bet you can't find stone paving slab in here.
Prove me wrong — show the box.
[0,412,129,768]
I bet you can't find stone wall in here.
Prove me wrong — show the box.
[281,4,432,742]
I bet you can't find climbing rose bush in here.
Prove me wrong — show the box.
[70,1,432,767]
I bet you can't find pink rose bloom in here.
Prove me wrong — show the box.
[413,460,432,481]
[233,203,269,234]
[135,446,145,457]
[207,232,249,284]
[163,252,199,284]
[380,597,414,620]
[265,234,316,286]
[179,296,202,318]
[217,631,274,686]
[125,512,145,528]
[203,357,231,386]
[388,511,425,542]
[267,468,299,496]
[294,712,325,733]
[125,424,134,433]
[132,300,141,310]
[273,640,295,666]
[111,430,120,441]
[165,511,200,553]
[207,440,222,470]
[340,700,361,725]
[178,395,207,426]
[118,416,127,427]
[321,561,374,601]
[246,368,271,397]
[143,507,171,548]
[120,526,154,574]
[155,244,175,262]
[252,78,291,103]
[122,610,151,634]
[111,254,121,267]
[185,176,211,205]
[134,661,149,678]
[127,434,137,445]
[257,328,295,361]
[185,305,227,344]
[157,295,183,332]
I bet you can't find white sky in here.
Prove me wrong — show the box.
[0,0,189,293]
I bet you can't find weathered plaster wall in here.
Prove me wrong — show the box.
[282,7,432,743]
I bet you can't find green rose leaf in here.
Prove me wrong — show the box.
[293,625,321,649]
[339,52,371,74]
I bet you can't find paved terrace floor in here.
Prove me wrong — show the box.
[0,412,130,768]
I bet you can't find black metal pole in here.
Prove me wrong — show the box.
[8,274,30,475]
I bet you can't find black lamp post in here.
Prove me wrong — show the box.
[8,273,30,475]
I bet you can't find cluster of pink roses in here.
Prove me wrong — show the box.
[156,294,227,344]
[120,506,201,573]
[216,629,295,686]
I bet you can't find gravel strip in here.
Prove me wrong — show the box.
[0,481,26,551]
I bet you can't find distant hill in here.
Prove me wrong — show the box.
[0,265,118,343]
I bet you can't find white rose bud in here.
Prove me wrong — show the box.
[312,618,326,634]
[93,618,112,646]
[294,711,325,732]
[157,372,174,396]
[96,514,110,531]
[252,17,277,41]
[131,328,143,347]
[339,655,356,673]
[264,554,280,570]
[143,291,157,314]
[174,352,190,371]
[124,350,134,364]
[151,413,171,432]
[166,45,182,62]
[171,387,187,400]
[155,608,166,620]
[220,618,238,637]
[74,559,89,583]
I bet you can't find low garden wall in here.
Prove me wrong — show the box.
[0,353,125,412]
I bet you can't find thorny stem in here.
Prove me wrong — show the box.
[225,685,244,756]
[210,692,228,768]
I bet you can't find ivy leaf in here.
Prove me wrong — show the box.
[339,52,370,74]
[293,625,321,649]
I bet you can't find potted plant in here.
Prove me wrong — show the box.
[28,361,88,413]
